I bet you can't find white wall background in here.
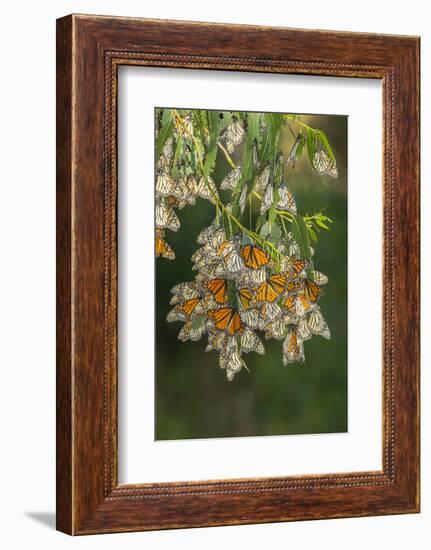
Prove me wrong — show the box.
[0,1,427,548]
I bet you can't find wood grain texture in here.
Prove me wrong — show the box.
[56,14,420,535]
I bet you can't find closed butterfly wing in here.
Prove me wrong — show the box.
[155,203,180,231]
[260,183,274,215]
[225,121,245,153]
[156,172,176,197]
[240,328,265,354]
[239,308,260,329]
[197,176,219,204]
[312,148,338,178]
[238,184,248,215]
[312,270,329,285]
[283,328,305,365]
[155,235,175,260]
[297,317,312,341]
[278,182,297,214]
[254,166,270,193]
[263,320,286,340]
[220,166,242,190]
[307,309,331,339]
[260,302,282,323]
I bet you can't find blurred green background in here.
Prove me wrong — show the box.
[155,113,347,440]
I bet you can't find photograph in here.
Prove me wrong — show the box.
[155,107,348,440]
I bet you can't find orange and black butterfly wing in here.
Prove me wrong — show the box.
[182,298,200,316]
[238,288,254,310]
[228,310,244,335]
[241,245,269,269]
[303,279,320,302]
[207,278,227,304]
[256,281,279,302]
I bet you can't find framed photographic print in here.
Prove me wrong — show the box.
[56,14,420,535]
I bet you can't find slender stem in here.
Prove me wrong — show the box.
[284,114,317,133]
[217,142,237,169]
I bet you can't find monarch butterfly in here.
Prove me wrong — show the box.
[287,257,307,275]
[254,166,270,193]
[170,282,199,305]
[278,182,297,214]
[172,176,190,200]
[236,266,267,288]
[181,298,200,316]
[239,308,260,329]
[286,133,303,167]
[206,278,228,304]
[166,297,200,323]
[156,136,174,171]
[285,279,303,294]
[238,184,248,215]
[312,148,338,178]
[240,328,265,354]
[208,307,244,335]
[156,172,176,197]
[311,270,329,285]
[263,320,286,340]
[155,230,175,260]
[260,183,273,215]
[297,317,312,341]
[241,244,270,270]
[238,287,254,310]
[220,349,244,381]
[165,195,186,210]
[218,238,244,274]
[197,176,219,204]
[197,225,224,246]
[301,278,321,303]
[220,166,242,190]
[224,120,245,154]
[283,328,305,364]
[205,329,228,353]
[282,295,307,318]
[178,319,206,342]
[260,301,282,322]
[256,273,287,303]
[307,309,331,339]
[174,113,193,137]
[155,203,180,231]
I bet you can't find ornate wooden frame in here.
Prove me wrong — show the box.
[56,14,420,535]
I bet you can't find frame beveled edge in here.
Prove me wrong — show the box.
[56,14,420,535]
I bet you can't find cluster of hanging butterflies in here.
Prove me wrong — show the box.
[155,108,338,380]
[166,225,330,381]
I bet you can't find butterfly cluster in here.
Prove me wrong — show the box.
[166,224,330,381]
[156,108,338,380]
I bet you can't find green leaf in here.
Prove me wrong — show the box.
[269,222,281,245]
[202,111,220,177]
[156,109,174,157]
[259,222,271,238]
[308,227,318,242]
[306,128,317,167]
[316,218,330,230]
[291,214,312,260]
[316,129,336,161]
[259,113,283,169]
[171,136,184,179]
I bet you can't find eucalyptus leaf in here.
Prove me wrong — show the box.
[291,214,312,260]
[156,109,174,157]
